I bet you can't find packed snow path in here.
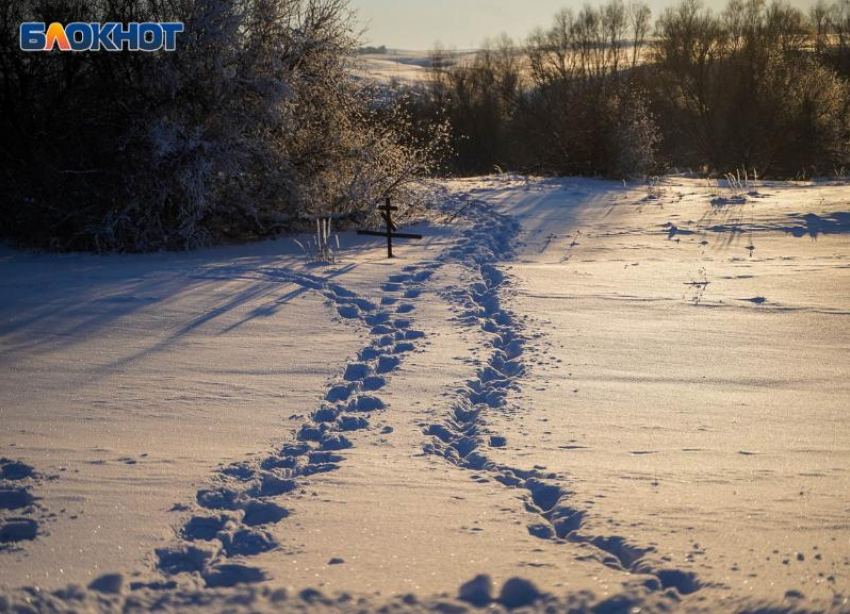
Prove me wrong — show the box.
[1,177,849,614]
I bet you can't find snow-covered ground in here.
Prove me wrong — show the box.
[354,50,435,84]
[1,177,848,613]
[353,50,479,85]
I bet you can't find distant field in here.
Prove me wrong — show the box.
[353,45,652,86]
[353,49,479,85]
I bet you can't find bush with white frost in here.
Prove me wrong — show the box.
[0,0,444,251]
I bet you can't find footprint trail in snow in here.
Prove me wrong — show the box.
[153,261,438,588]
[153,194,701,598]
[422,195,702,598]
[0,458,50,552]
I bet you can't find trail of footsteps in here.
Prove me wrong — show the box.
[152,265,439,589]
[0,458,49,551]
[422,197,703,597]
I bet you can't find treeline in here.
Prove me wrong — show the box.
[0,0,442,252]
[408,0,850,179]
[358,45,389,54]
[3,0,849,253]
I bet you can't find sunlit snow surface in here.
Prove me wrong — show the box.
[1,176,848,613]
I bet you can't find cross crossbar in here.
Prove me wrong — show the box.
[357,230,423,240]
[356,197,422,258]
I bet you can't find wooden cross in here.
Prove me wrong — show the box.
[357,197,422,258]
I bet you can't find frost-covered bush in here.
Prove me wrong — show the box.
[285,80,449,225]
[607,90,661,179]
[0,0,442,251]
[768,59,850,177]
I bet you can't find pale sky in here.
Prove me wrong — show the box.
[350,0,815,50]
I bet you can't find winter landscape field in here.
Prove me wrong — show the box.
[3,0,850,611]
[2,176,849,613]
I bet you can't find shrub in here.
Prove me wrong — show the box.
[0,0,442,251]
